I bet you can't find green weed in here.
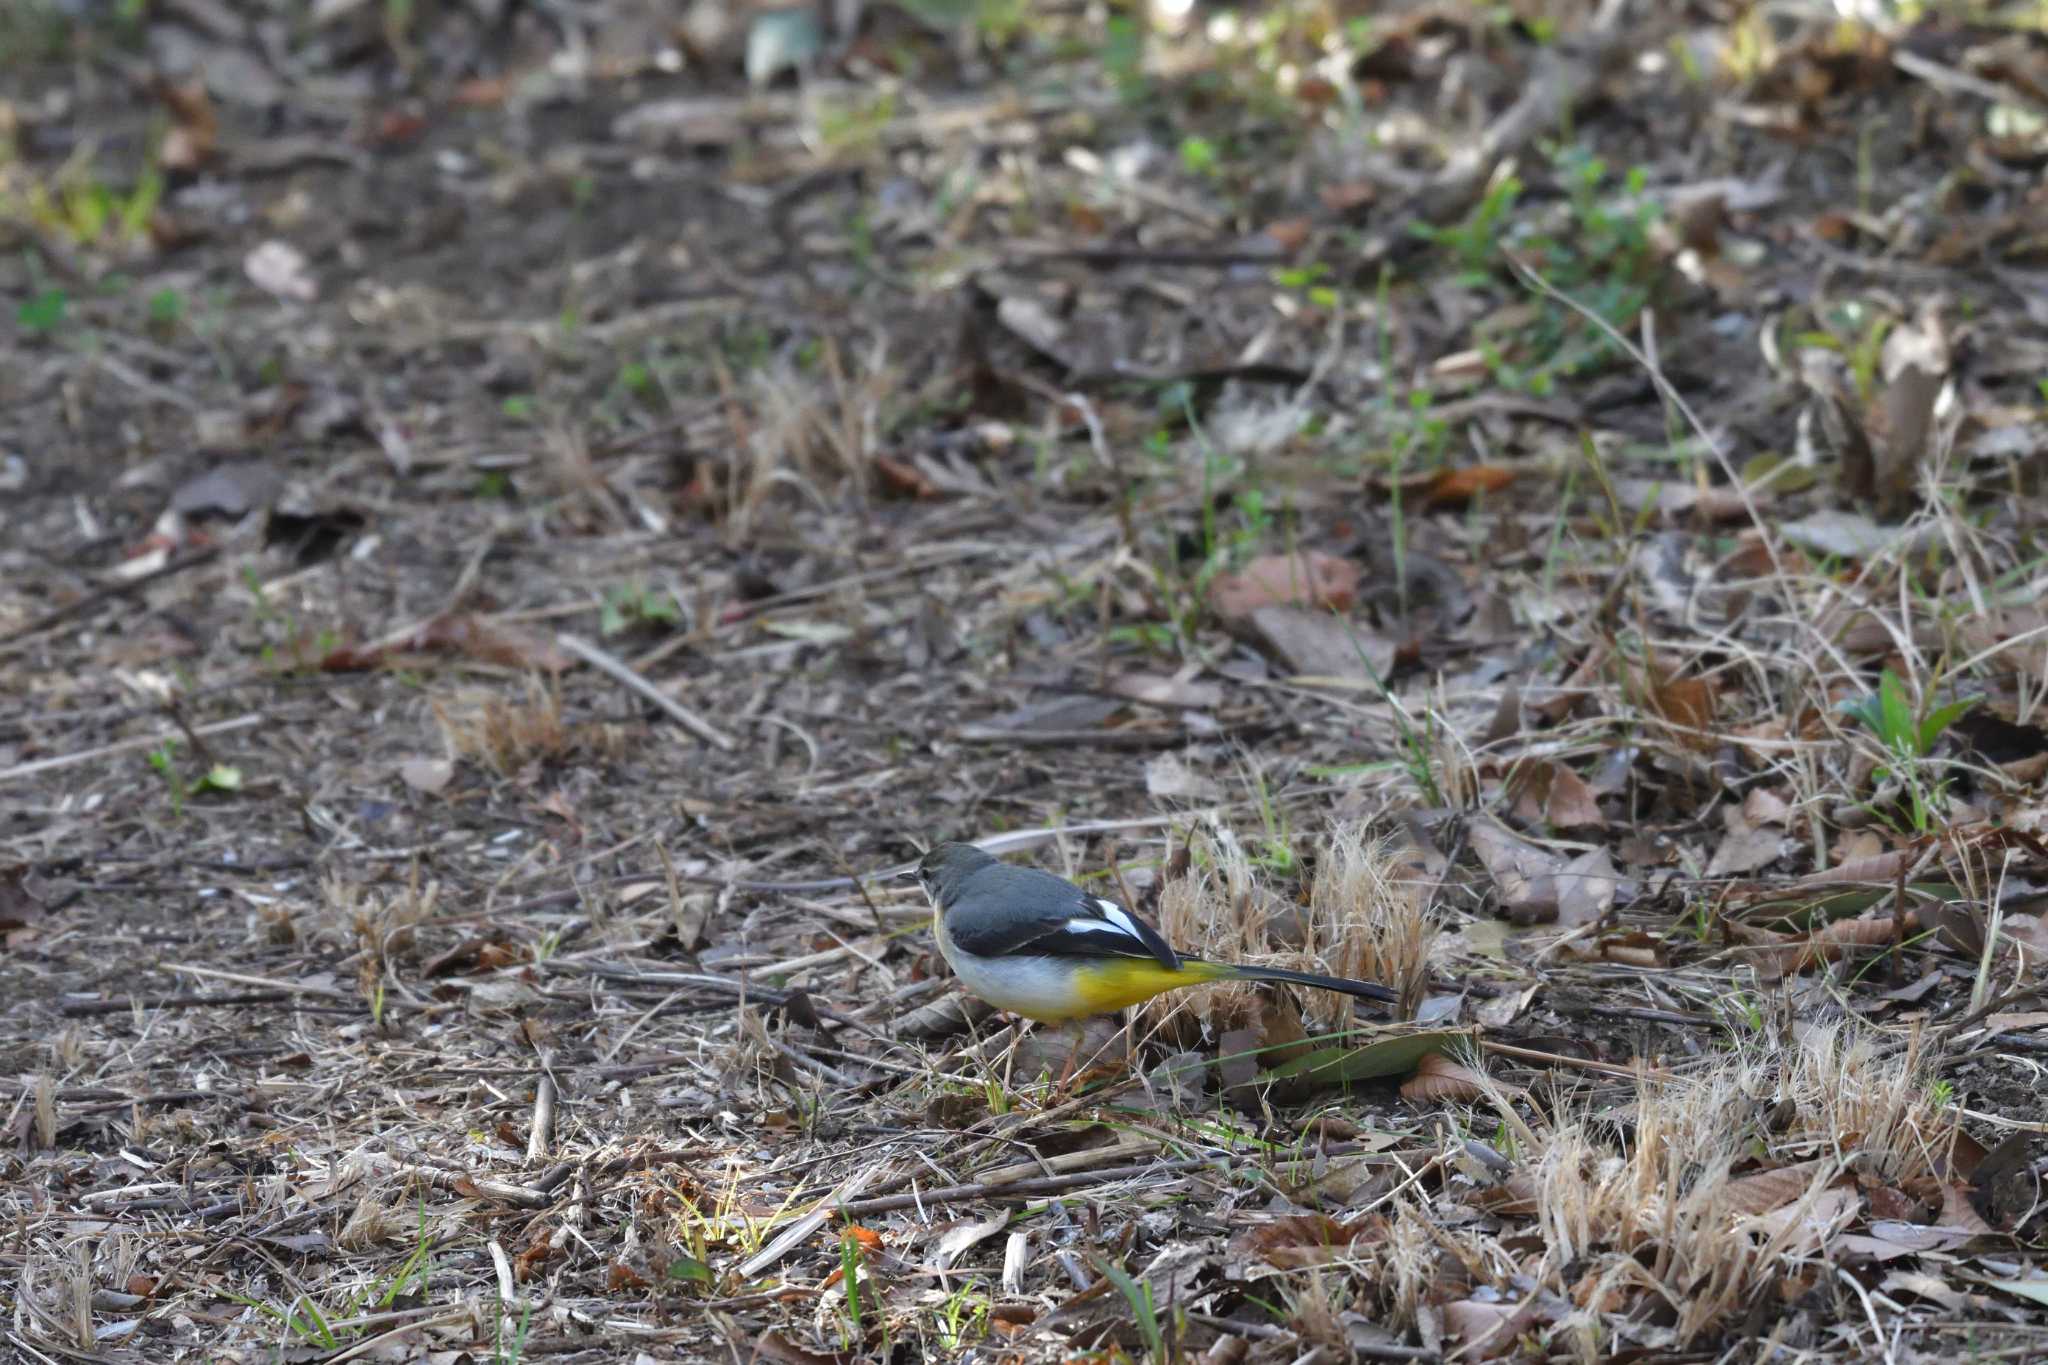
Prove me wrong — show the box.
[599,583,681,637]
[1840,668,1975,834]
[146,741,186,816]
[234,1206,434,1348]
[17,288,66,334]
[1094,1254,1167,1360]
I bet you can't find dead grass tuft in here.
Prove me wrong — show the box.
[431,678,613,777]
[1307,827,1435,1024]
[1352,1018,1950,1356]
[1141,823,1436,1034]
[1147,826,1270,1030]
[727,338,894,532]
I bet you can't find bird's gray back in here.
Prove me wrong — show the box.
[941,861,1085,957]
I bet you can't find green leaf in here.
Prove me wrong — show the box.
[196,764,242,793]
[1093,1256,1164,1357]
[666,1256,712,1284]
[1919,696,1976,754]
[1879,670,1913,751]
[18,288,67,333]
[1262,1029,1464,1086]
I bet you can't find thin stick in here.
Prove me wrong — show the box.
[834,1157,1215,1219]
[1477,1039,1660,1080]
[0,713,261,786]
[738,1159,891,1278]
[526,1074,557,1164]
[59,990,294,1017]
[556,631,735,750]
[0,546,222,648]
[161,963,356,1000]
[388,1162,551,1209]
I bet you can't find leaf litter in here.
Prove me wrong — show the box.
[5,1,2048,1361]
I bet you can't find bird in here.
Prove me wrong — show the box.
[911,842,1401,1023]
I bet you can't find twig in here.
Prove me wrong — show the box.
[1478,1039,1659,1080]
[488,1240,517,1306]
[59,990,294,1017]
[388,1162,551,1209]
[0,713,261,787]
[834,1156,1216,1219]
[527,1074,557,1164]
[555,631,735,751]
[160,964,357,1001]
[0,546,222,648]
[738,1159,891,1277]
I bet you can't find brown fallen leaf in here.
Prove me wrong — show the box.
[1399,1050,1491,1103]
[1725,915,1900,976]
[1230,1213,1367,1269]
[1556,847,1619,928]
[1208,551,1360,619]
[1721,1158,1838,1217]
[1424,464,1518,508]
[0,865,46,944]
[1707,802,1791,878]
[1441,1295,1542,1360]
[1467,816,1566,924]
[1545,762,1604,829]
[873,453,939,498]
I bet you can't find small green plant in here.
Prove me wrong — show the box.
[937,1279,991,1352]
[235,1206,434,1347]
[1094,1255,1167,1360]
[1103,14,1147,101]
[814,88,897,156]
[17,287,66,334]
[1179,135,1219,179]
[146,741,187,816]
[1414,172,1522,277]
[600,583,680,637]
[146,287,185,329]
[1273,261,1339,312]
[1840,668,1975,833]
[838,1229,865,1342]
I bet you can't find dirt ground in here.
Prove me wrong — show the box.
[7,1,2048,1361]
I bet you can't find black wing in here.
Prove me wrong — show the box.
[944,862,1180,970]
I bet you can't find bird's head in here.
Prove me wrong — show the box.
[913,841,996,902]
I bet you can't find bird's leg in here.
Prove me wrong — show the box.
[1051,1027,1085,1096]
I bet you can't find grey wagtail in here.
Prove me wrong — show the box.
[912,842,1400,1022]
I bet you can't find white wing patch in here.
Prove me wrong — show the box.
[1089,897,1147,939]
[1061,917,1144,948]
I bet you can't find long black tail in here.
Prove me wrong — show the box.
[1205,961,1401,1005]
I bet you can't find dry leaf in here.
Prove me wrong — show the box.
[1544,763,1604,829]
[1556,847,1619,927]
[1707,803,1790,878]
[1399,1050,1489,1103]
[1721,1159,1837,1217]
[1209,552,1360,619]
[245,240,318,302]
[1230,1214,1366,1269]
[1440,1296,1541,1359]
[1425,465,1518,508]
[400,757,454,793]
[1467,817,1565,924]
